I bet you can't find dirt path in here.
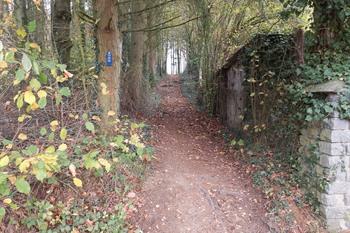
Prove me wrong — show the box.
[135,75,270,233]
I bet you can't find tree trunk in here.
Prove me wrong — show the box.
[14,0,27,27]
[53,0,72,65]
[126,0,146,110]
[95,0,121,133]
[33,2,46,50]
[146,6,158,83]
[177,46,181,74]
[0,1,4,19]
[79,0,87,55]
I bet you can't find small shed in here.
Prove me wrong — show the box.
[215,33,298,132]
[216,46,247,131]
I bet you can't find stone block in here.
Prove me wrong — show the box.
[319,142,346,156]
[326,219,347,233]
[320,206,350,219]
[320,193,345,206]
[324,118,350,130]
[326,181,350,194]
[344,193,350,206]
[320,155,348,168]
[320,129,350,143]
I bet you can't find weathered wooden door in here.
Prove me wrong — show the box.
[226,67,245,130]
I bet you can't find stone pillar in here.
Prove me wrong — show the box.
[300,111,350,232]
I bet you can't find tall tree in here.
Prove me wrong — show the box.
[125,0,146,110]
[53,0,72,65]
[14,0,27,27]
[95,0,122,133]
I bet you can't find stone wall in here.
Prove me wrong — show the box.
[300,112,350,232]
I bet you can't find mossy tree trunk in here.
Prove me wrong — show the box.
[95,0,122,133]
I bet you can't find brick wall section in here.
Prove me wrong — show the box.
[300,112,350,232]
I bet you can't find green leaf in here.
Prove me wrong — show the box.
[15,178,31,194]
[16,69,25,82]
[16,94,24,109]
[22,53,32,72]
[60,128,67,140]
[0,182,10,197]
[40,127,47,136]
[237,139,245,146]
[48,132,55,142]
[38,73,48,84]
[34,161,47,182]
[33,60,40,75]
[136,148,144,156]
[82,113,88,121]
[1,139,12,146]
[23,145,39,156]
[55,93,62,105]
[5,51,15,63]
[85,122,95,132]
[59,87,71,97]
[83,156,101,170]
[0,207,5,222]
[29,79,41,91]
[27,20,36,33]
[38,97,47,109]
[56,64,67,72]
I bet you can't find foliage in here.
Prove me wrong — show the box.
[0,19,152,232]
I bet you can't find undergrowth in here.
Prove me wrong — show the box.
[0,17,152,232]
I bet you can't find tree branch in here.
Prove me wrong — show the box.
[122,16,200,33]
[122,0,177,16]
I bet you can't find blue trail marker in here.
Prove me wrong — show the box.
[106,51,113,67]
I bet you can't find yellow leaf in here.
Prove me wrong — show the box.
[45,146,55,153]
[73,178,82,187]
[37,90,47,98]
[18,133,28,141]
[24,91,36,105]
[29,43,41,51]
[98,158,111,172]
[56,75,67,83]
[0,61,8,70]
[50,120,59,131]
[0,156,9,167]
[8,176,16,185]
[30,102,39,110]
[107,111,116,116]
[18,114,31,123]
[58,143,67,151]
[16,27,27,39]
[100,82,109,95]
[60,128,67,140]
[13,79,20,85]
[5,144,13,150]
[92,116,101,121]
[112,158,119,163]
[19,159,31,173]
[3,198,12,205]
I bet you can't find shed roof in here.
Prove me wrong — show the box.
[218,33,292,75]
